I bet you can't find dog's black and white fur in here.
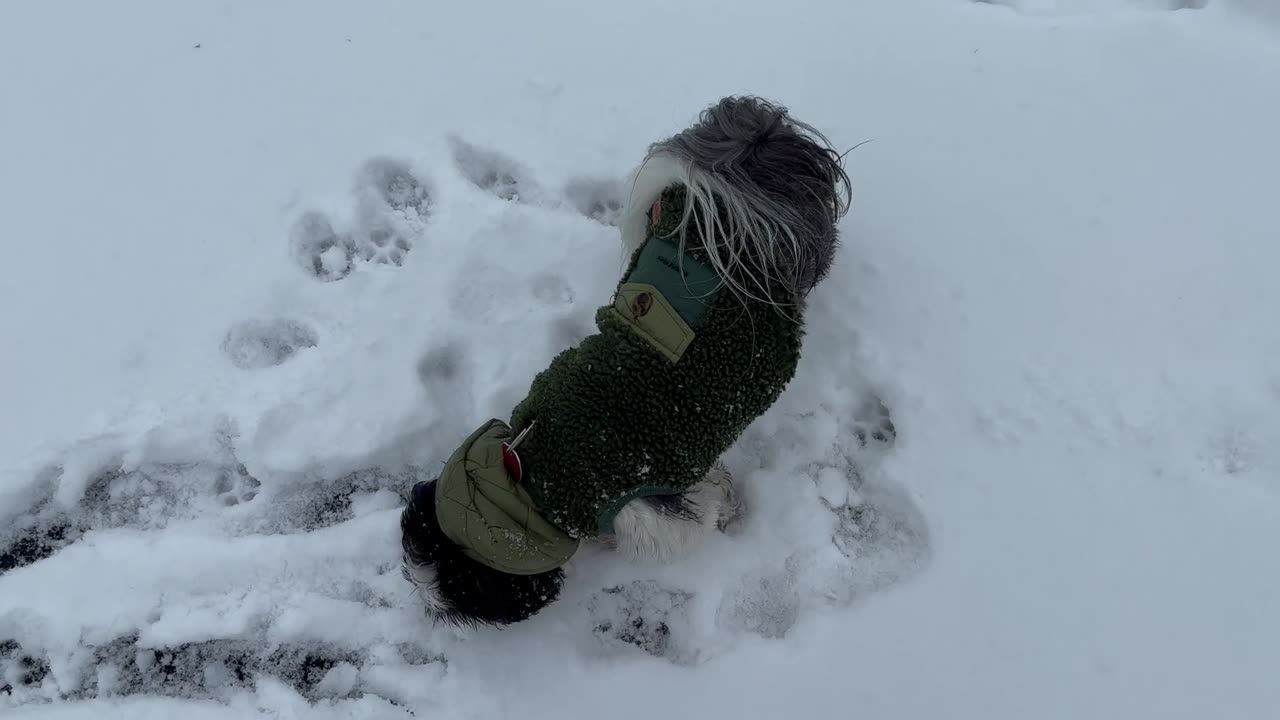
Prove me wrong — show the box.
[400,96,852,627]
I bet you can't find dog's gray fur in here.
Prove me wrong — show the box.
[622,96,852,308]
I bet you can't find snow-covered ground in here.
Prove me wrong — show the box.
[3,0,1279,717]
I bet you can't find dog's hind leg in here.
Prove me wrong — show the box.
[699,462,745,532]
[609,462,743,563]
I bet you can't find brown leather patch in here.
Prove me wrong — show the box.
[632,291,653,318]
[612,283,696,363]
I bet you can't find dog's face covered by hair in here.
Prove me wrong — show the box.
[401,96,851,628]
[651,96,851,300]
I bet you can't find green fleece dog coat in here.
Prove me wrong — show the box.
[436,185,804,572]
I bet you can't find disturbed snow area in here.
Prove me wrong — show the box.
[2,0,1278,718]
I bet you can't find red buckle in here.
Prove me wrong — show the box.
[501,443,523,482]
[502,420,535,482]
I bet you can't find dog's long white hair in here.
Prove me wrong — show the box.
[619,96,851,309]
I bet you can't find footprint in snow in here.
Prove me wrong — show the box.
[221,317,318,369]
[446,132,636,231]
[852,394,897,449]
[290,211,356,281]
[212,463,262,506]
[563,176,627,227]
[289,157,432,281]
[585,580,699,665]
[1199,424,1273,482]
[0,428,431,577]
[352,156,431,267]
[0,430,446,708]
[708,393,928,642]
[416,343,464,386]
[0,633,442,705]
[529,272,575,307]
[448,135,629,226]
[0,462,203,577]
[448,136,545,204]
[713,489,928,643]
[716,562,803,640]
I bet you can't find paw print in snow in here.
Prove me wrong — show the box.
[213,464,261,507]
[449,137,545,204]
[221,318,318,369]
[291,212,356,282]
[853,395,897,448]
[289,157,432,281]
[564,176,627,226]
[586,580,695,663]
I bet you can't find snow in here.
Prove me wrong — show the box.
[2,0,1279,717]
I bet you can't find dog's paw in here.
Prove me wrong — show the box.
[709,465,747,533]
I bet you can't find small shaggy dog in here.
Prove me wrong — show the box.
[400,95,852,626]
